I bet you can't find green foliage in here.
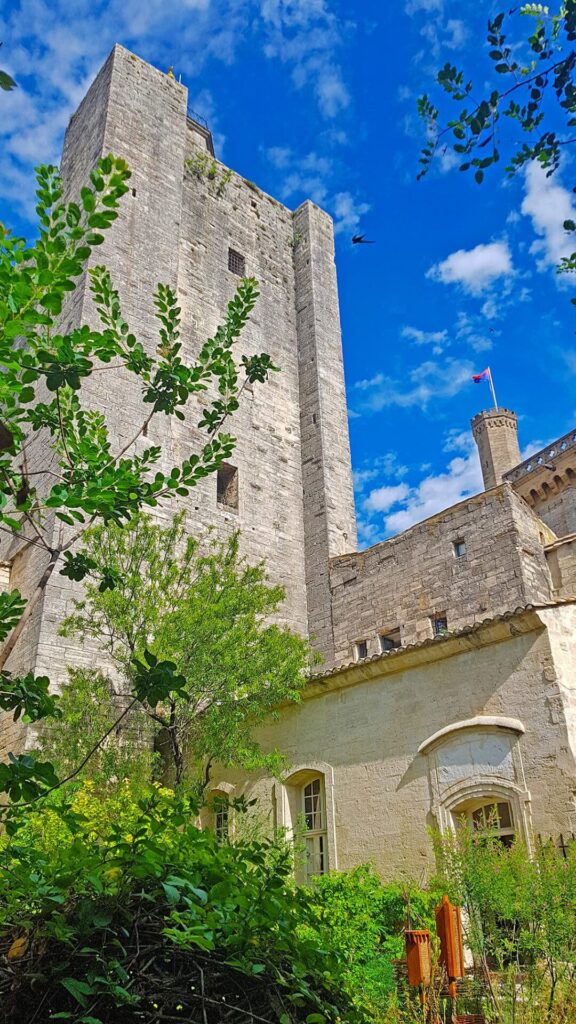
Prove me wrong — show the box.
[0,670,59,722]
[302,868,439,1019]
[433,823,576,1022]
[185,151,233,196]
[417,5,576,183]
[0,788,366,1023]
[0,70,16,91]
[40,669,156,784]
[57,513,311,787]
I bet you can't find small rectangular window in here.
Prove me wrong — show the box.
[217,463,239,512]
[379,628,401,653]
[453,539,466,558]
[354,639,368,661]
[433,614,448,636]
[228,247,246,276]
[0,563,11,593]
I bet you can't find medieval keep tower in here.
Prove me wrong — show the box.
[471,408,522,490]
[0,43,356,704]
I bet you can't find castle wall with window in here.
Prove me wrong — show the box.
[329,483,555,666]
[215,603,576,880]
[0,43,356,728]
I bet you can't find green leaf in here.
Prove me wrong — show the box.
[60,978,93,1007]
[80,187,96,212]
[162,881,181,905]
[0,70,16,91]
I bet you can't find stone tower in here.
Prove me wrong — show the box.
[472,408,522,490]
[0,44,356,700]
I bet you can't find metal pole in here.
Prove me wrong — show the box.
[488,367,498,409]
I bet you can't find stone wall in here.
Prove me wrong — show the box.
[546,536,576,597]
[0,42,356,745]
[329,483,554,666]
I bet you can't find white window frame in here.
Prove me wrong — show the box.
[302,777,327,880]
[276,763,338,883]
[453,796,516,846]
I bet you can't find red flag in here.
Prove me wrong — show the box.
[472,368,490,383]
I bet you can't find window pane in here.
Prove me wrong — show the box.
[303,779,324,830]
[497,802,513,829]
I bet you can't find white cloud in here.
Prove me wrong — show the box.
[427,241,514,295]
[353,357,474,414]
[405,0,443,12]
[265,147,368,220]
[521,161,576,272]
[0,0,353,217]
[445,18,467,49]
[401,325,448,354]
[363,483,410,513]
[356,430,482,546]
[353,452,408,493]
[332,191,370,235]
[266,145,293,168]
[455,311,494,354]
[384,441,483,534]
[260,0,350,119]
[316,65,350,117]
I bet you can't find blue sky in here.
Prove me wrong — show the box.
[1,0,575,547]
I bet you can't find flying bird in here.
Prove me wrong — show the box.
[352,234,375,245]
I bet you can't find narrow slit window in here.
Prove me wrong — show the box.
[354,639,368,661]
[217,463,239,512]
[228,248,246,276]
[0,563,10,594]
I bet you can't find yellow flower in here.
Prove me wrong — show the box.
[103,867,122,882]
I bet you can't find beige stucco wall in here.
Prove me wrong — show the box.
[216,606,576,881]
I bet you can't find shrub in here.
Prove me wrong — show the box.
[302,867,439,1019]
[0,789,369,1023]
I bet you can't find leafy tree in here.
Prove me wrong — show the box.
[56,513,311,788]
[418,4,576,183]
[417,3,576,277]
[0,158,276,813]
[40,668,157,784]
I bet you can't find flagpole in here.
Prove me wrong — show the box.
[487,367,498,410]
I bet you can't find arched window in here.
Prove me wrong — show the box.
[453,797,515,848]
[302,777,328,880]
[213,793,229,842]
[202,788,232,842]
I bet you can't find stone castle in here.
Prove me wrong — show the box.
[3,46,576,880]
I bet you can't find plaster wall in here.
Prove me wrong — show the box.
[217,608,576,880]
